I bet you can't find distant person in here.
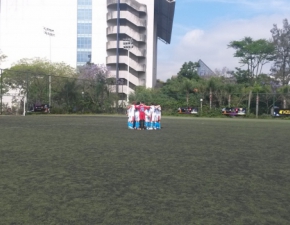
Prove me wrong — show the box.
[145,105,151,129]
[127,101,135,129]
[150,103,161,130]
[135,101,150,130]
[134,102,140,130]
[155,104,162,129]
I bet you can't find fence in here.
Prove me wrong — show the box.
[0,69,120,115]
[168,91,290,117]
[1,68,290,116]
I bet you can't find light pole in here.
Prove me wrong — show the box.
[44,27,55,108]
[123,38,133,102]
[81,91,84,113]
[117,78,124,107]
[0,69,2,115]
[200,98,203,115]
[116,0,120,111]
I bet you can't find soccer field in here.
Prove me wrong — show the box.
[0,115,290,225]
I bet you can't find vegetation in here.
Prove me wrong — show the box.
[0,59,117,114]
[133,19,290,115]
[1,19,290,116]
[270,19,290,86]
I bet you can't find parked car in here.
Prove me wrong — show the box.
[272,107,290,117]
[178,107,198,114]
[29,104,50,113]
[222,107,246,116]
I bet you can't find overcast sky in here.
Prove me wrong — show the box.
[1,0,290,82]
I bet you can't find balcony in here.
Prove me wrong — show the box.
[107,0,147,13]
[107,11,146,27]
[107,26,146,42]
[107,56,146,72]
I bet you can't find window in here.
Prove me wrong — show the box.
[77,51,92,63]
[77,37,92,49]
[77,9,92,21]
[77,23,92,34]
[77,0,92,6]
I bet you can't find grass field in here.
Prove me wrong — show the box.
[0,115,290,225]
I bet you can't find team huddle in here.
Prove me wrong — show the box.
[127,102,161,130]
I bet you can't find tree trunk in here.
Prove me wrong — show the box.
[248,90,252,114]
[256,93,259,118]
[209,88,212,109]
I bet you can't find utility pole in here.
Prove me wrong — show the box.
[116,0,120,109]
[123,38,133,102]
[44,27,55,107]
[0,69,2,115]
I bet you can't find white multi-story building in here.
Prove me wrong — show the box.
[0,0,175,100]
[77,0,175,100]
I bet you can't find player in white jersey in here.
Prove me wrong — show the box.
[155,105,162,129]
[134,102,140,129]
[144,106,151,130]
[146,103,155,130]
[127,102,135,129]
[152,103,160,130]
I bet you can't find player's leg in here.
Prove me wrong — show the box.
[134,112,140,130]
[156,114,161,129]
[139,120,143,130]
[128,115,134,129]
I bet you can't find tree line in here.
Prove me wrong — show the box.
[1,19,290,116]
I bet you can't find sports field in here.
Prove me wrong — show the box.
[0,115,290,225]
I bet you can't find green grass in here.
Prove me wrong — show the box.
[0,115,290,225]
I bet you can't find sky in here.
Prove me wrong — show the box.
[1,0,290,82]
[157,0,290,80]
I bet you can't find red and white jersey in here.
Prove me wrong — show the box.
[128,105,135,116]
[134,108,140,121]
[145,108,151,122]
[127,105,135,121]
[155,106,162,121]
[135,104,150,120]
[150,105,155,121]
[151,106,158,121]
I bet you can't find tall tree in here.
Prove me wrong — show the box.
[2,58,77,107]
[177,61,200,80]
[78,63,114,112]
[270,19,290,86]
[228,37,275,83]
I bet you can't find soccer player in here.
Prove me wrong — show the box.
[147,103,156,130]
[134,102,140,129]
[155,104,162,129]
[145,105,151,130]
[127,101,135,129]
[135,101,150,130]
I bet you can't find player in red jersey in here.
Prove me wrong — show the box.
[135,102,150,130]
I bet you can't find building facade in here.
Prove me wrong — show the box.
[77,0,175,100]
[77,0,93,66]
[0,0,175,101]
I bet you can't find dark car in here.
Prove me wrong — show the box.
[29,104,50,113]
[178,107,198,114]
[273,107,290,117]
